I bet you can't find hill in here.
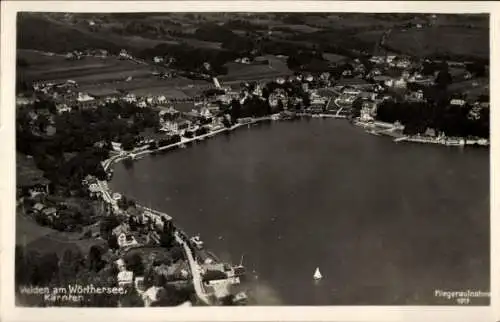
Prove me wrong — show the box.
[17,13,121,54]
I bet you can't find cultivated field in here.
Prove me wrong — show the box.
[323,53,349,63]
[16,211,57,245]
[448,77,489,99]
[19,50,154,83]
[220,56,293,82]
[19,49,210,98]
[385,26,489,59]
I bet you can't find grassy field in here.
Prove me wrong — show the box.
[177,38,223,50]
[17,207,107,257]
[385,26,489,59]
[323,53,349,63]
[19,50,154,82]
[448,77,489,99]
[16,211,57,245]
[219,56,292,82]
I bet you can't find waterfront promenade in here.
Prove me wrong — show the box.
[174,231,212,305]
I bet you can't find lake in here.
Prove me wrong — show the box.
[110,119,490,305]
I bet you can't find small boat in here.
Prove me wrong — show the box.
[313,267,322,280]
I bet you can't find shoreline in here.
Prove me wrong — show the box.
[96,112,488,305]
[100,111,489,239]
[352,119,490,147]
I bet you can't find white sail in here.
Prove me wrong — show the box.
[313,267,322,280]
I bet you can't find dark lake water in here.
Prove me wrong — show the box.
[110,119,490,305]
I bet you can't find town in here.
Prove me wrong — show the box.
[15,12,489,307]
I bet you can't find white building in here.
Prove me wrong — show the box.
[123,93,137,103]
[56,104,72,114]
[153,56,164,63]
[119,49,131,59]
[77,92,95,102]
[450,98,466,107]
[200,106,212,118]
[117,232,139,248]
[388,78,407,89]
[341,87,361,96]
[161,121,179,133]
[360,108,373,122]
[386,56,397,64]
[369,56,385,64]
[396,57,412,69]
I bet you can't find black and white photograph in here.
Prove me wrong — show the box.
[3,1,494,315]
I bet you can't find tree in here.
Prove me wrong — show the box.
[35,114,51,133]
[58,248,84,284]
[230,99,242,122]
[124,252,144,276]
[100,216,120,240]
[435,65,452,90]
[277,100,284,112]
[466,61,486,77]
[108,234,119,250]
[88,245,105,272]
[170,245,184,263]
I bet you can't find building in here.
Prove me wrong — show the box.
[424,128,437,137]
[117,267,134,287]
[16,95,34,107]
[396,57,412,69]
[450,98,467,107]
[41,207,58,222]
[55,104,72,114]
[360,107,374,122]
[119,49,131,59]
[407,74,435,86]
[111,142,123,152]
[341,86,361,96]
[153,56,164,63]
[161,121,179,133]
[117,233,139,248]
[392,78,407,89]
[369,56,385,64]
[406,90,425,102]
[32,203,46,213]
[123,93,137,103]
[158,106,180,121]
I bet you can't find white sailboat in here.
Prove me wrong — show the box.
[313,267,322,280]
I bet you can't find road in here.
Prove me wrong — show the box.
[174,232,212,305]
